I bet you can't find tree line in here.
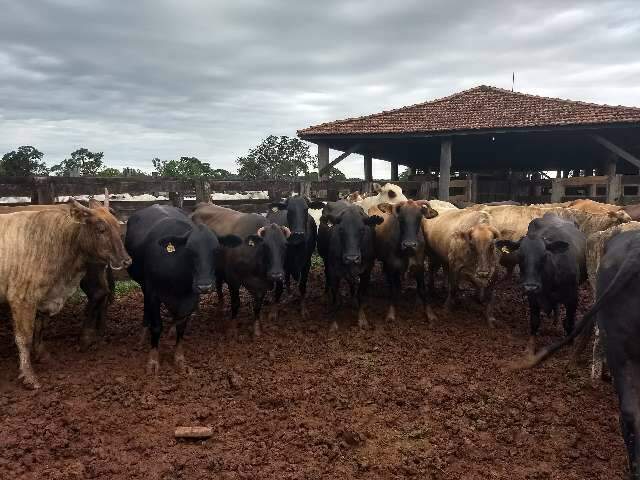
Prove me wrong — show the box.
[0,135,347,180]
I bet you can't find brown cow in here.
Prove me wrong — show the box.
[623,203,640,221]
[0,195,119,350]
[370,200,438,324]
[0,200,130,388]
[423,209,502,326]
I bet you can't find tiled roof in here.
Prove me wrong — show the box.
[298,85,640,137]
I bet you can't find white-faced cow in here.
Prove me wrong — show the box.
[0,200,130,389]
[356,183,408,213]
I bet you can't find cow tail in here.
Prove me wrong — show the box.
[517,250,640,369]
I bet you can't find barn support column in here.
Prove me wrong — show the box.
[364,154,372,181]
[438,137,452,201]
[606,154,621,204]
[318,142,329,181]
[390,161,399,181]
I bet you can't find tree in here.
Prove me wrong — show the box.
[122,167,148,177]
[152,156,230,178]
[0,146,48,176]
[98,167,122,177]
[236,135,319,180]
[51,148,105,176]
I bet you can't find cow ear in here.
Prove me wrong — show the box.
[307,200,325,209]
[495,239,520,253]
[281,226,291,238]
[372,183,382,193]
[545,240,569,254]
[365,215,384,226]
[246,234,263,246]
[270,201,287,210]
[158,231,189,251]
[218,234,242,248]
[420,204,439,219]
[377,202,394,214]
[88,198,102,209]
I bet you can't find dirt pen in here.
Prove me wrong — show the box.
[0,262,626,479]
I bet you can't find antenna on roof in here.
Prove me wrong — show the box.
[512,72,515,92]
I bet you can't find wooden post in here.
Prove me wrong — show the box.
[589,183,598,199]
[194,179,211,204]
[318,143,329,181]
[364,154,372,182]
[469,173,479,203]
[169,191,184,209]
[31,177,55,204]
[551,178,564,203]
[607,155,619,204]
[438,137,452,201]
[390,161,399,181]
[298,181,311,199]
[417,181,430,200]
[407,167,415,179]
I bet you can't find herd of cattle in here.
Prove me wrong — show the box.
[2,182,640,476]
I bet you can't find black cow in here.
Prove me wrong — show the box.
[317,201,383,330]
[266,196,324,318]
[125,205,240,374]
[522,230,640,479]
[371,200,439,324]
[191,203,290,338]
[496,213,586,353]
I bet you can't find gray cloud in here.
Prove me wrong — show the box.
[1,0,639,177]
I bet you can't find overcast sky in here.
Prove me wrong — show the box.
[1,0,639,178]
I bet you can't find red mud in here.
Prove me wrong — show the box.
[0,267,627,479]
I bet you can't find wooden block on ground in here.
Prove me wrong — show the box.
[174,426,213,439]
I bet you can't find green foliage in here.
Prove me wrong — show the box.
[98,167,122,177]
[236,135,319,180]
[152,156,230,178]
[304,167,346,180]
[399,168,410,181]
[114,280,140,296]
[122,167,148,177]
[51,148,105,176]
[0,146,49,176]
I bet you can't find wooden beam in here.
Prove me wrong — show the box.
[318,143,362,176]
[364,154,372,181]
[438,137,452,200]
[593,135,640,169]
[318,143,329,181]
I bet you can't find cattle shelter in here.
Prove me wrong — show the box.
[298,85,640,203]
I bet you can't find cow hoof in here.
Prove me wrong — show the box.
[253,325,262,338]
[426,307,438,325]
[487,317,498,329]
[175,356,192,375]
[329,321,339,332]
[34,348,51,364]
[268,310,278,323]
[146,359,160,375]
[385,313,395,323]
[358,312,369,330]
[138,327,150,347]
[80,329,97,350]
[301,305,309,320]
[19,372,41,390]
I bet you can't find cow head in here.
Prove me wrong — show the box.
[345,191,364,203]
[246,223,291,283]
[375,183,407,204]
[71,198,131,270]
[326,206,383,265]
[271,196,323,245]
[496,236,569,293]
[158,224,241,294]
[378,200,438,254]
[455,223,501,287]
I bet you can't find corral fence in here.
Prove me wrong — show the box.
[2,174,640,222]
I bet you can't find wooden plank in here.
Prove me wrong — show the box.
[318,144,362,176]
[318,143,329,181]
[593,135,640,170]
[390,161,399,181]
[559,175,609,187]
[175,426,213,439]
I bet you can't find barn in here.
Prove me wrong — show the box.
[298,85,640,203]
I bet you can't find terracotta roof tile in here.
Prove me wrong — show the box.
[298,85,640,137]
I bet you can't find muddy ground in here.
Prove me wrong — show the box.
[0,266,627,479]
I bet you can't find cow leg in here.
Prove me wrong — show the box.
[252,292,265,338]
[563,297,577,337]
[415,267,437,324]
[229,284,241,338]
[444,268,459,311]
[299,259,311,320]
[326,271,341,331]
[483,283,498,328]
[590,325,611,382]
[145,292,162,375]
[357,269,373,330]
[269,282,283,323]
[615,365,640,479]
[10,303,40,389]
[527,294,541,355]
[33,314,51,363]
[174,315,192,374]
[216,278,224,308]
[385,270,401,323]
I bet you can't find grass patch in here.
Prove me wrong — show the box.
[114,280,140,297]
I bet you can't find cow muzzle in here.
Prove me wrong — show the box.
[110,256,132,270]
[195,283,213,294]
[269,272,285,282]
[401,241,417,252]
[523,283,541,293]
[288,232,305,245]
[343,254,361,265]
